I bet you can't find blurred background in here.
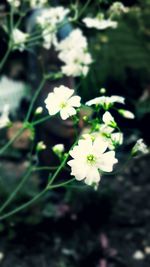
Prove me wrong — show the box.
[0,0,150,266]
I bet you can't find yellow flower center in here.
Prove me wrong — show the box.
[87,154,96,164]
[60,102,67,109]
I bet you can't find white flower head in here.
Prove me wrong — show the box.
[68,138,118,186]
[45,85,81,120]
[118,109,135,119]
[0,105,10,129]
[86,95,125,109]
[52,144,65,157]
[7,0,20,7]
[36,6,69,49]
[12,29,28,51]
[102,111,117,128]
[35,106,43,115]
[83,15,118,30]
[56,29,92,77]
[36,141,46,151]
[132,139,149,156]
[30,0,47,8]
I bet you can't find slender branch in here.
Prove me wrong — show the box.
[0,127,24,155]
[0,167,33,213]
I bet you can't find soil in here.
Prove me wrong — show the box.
[0,154,150,267]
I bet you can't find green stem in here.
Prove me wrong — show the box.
[47,154,69,187]
[0,167,32,214]
[32,115,50,126]
[25,78,46,122]
[0,127,24,155]
[0,47,11,70]
[0,178,75,221]
[0,189,47,220]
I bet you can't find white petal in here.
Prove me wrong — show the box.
[68,95,81,107]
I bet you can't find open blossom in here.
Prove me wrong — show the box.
[44,85,81,120]
[12,29,28,51]
[83,14,118,30]
[56,29,92,77]
[0,105,10,129]
[86,95,125,109]
[36,7,69,49]
[68,138,118,186]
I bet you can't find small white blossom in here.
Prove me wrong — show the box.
[102,111,117,127]
[36,7,69,49]
[68,138,118,186]
[36,141,46,151]
[30,0,47,8]
[118,109,135,119]
[86,95,125,109]
[7,0,20,7]
[82,124,123,150]
[109,2,129,16]
[52,144,65,157]
[83,14,118,30]
[132,139,149,155]
[0,76,28,113]
[0,105,10,129]
[133,250,145,260]
[12,29,28,51]
[44,85,81,120]
[56,29,92,77]
[35,106,43,115]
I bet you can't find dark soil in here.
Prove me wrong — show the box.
[0,154,150,267]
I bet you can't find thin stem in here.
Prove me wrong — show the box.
[25,78,46,122]
[0,47,11,70]
[0,127,24,155]
[34,166,59,171]
[0,167,33,214]
[32,115,50,126]
[47,154,69,187]
[0,178,75,221]
[0,189,47,220]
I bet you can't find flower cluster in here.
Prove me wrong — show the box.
[12,29,29,52]
[35,6,69,49]
[56,29,93,77]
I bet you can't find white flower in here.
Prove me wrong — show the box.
[30,0,47,8]
[0,76,27,113]
[35,106,43,115]
[109,2,129,15]
[52,144,65,156]
[0,105,10,129]
[83,16,118,30]
[44,85,81,120]
[118,109,135,119]
[36,7,69,49]
[7,0,20,7]
[12,29,28,51]
[68,138,118,186]
[102,111,117,127]
[36,141,46,151]
[132,139,149,155]
[56,29,92,77]
[82,124,123,151]
[86,95,125,108]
